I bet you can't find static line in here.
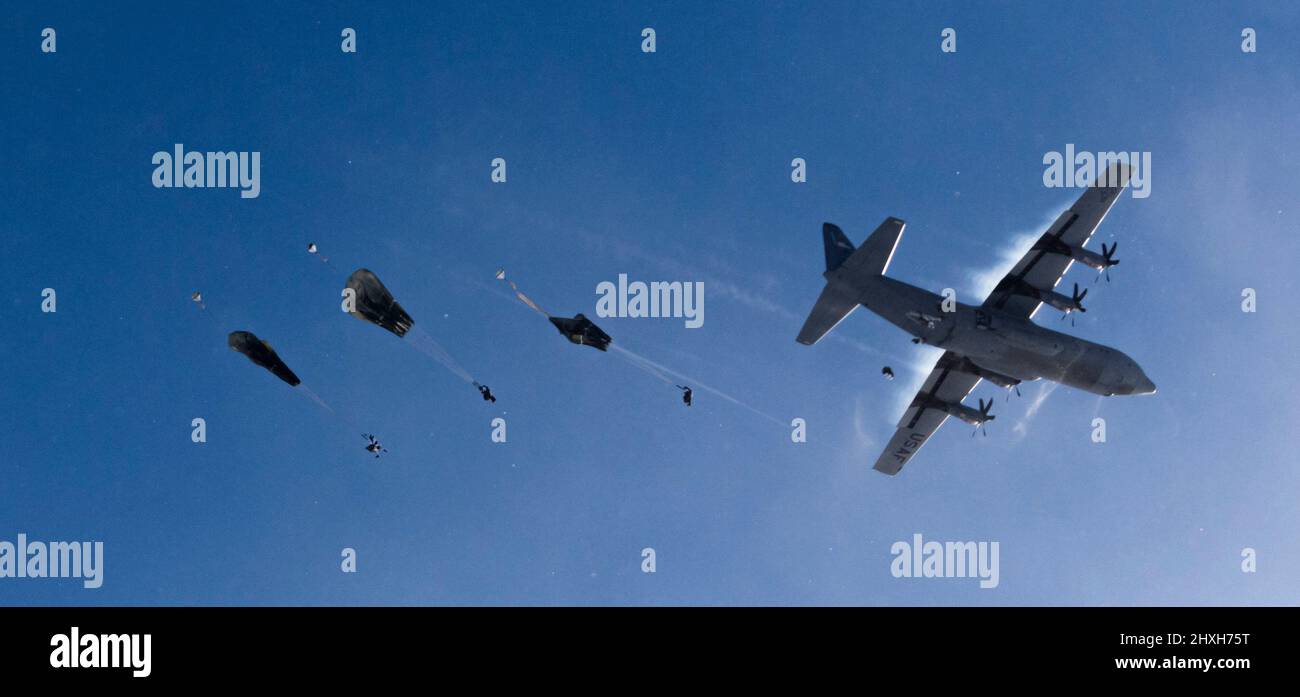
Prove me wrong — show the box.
[609,344,785,426]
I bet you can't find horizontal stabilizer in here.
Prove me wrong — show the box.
[796,283,859,345]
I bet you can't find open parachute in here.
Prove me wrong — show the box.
[549,314,612,351]
[346,268,414,337]
[496,269,781,424]
[228,331,301,386]
[342,267,484,391]
[497,269,613,351]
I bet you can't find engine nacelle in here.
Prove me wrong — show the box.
[1037,287,1083,314]
[1032,234,1118,273]
[913,394,993,427]
[999,277,1083,315]
[1069,246,1113,272]
[946,402,990,427]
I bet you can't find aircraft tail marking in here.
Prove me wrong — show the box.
[823,223,856,272]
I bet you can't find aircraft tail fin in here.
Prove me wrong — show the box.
[823,223,856,272]
[797,218,906,345]
[847,217,905,277]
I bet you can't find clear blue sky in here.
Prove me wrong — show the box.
[2,1,1297,605]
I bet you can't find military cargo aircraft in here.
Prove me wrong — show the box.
[796,164,1154,475]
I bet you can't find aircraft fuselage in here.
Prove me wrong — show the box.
[831,272,1155,396]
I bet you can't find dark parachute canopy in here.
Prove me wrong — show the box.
[549,313,612,351]
[343,267,480,388]
[228,331,301,386]
[346,268,414,338]
[496,269,613,352]
[494,270,780,423]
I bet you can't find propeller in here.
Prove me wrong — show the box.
[1096,242,1120,283]
[1059,283,1088,325]
[1005,383,1021,402]
[970,398,996,437]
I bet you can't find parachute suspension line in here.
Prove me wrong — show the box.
[610,345,676,385]
[297,385,335,414]
[407,326,476,384]
[292,383,383,450]
[309,383,376,433]
[337,267,480,389]
[609,344,786,426]
[301,386,376,438]
[317,255,341,274]
[302,243,350,290]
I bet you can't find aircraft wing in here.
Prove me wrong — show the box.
[873,351,982,475]
[981,163,1131,318]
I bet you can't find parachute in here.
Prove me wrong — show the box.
[346,268,414,338]
[343,267,481,388]
[307,242,331,265]
[228,331,301,387]
[497,270,612,351]
[549,314,612,351]
[495,269,779,419]
[496,269,773,419]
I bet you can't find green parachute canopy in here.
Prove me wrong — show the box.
[346,268,414,338]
